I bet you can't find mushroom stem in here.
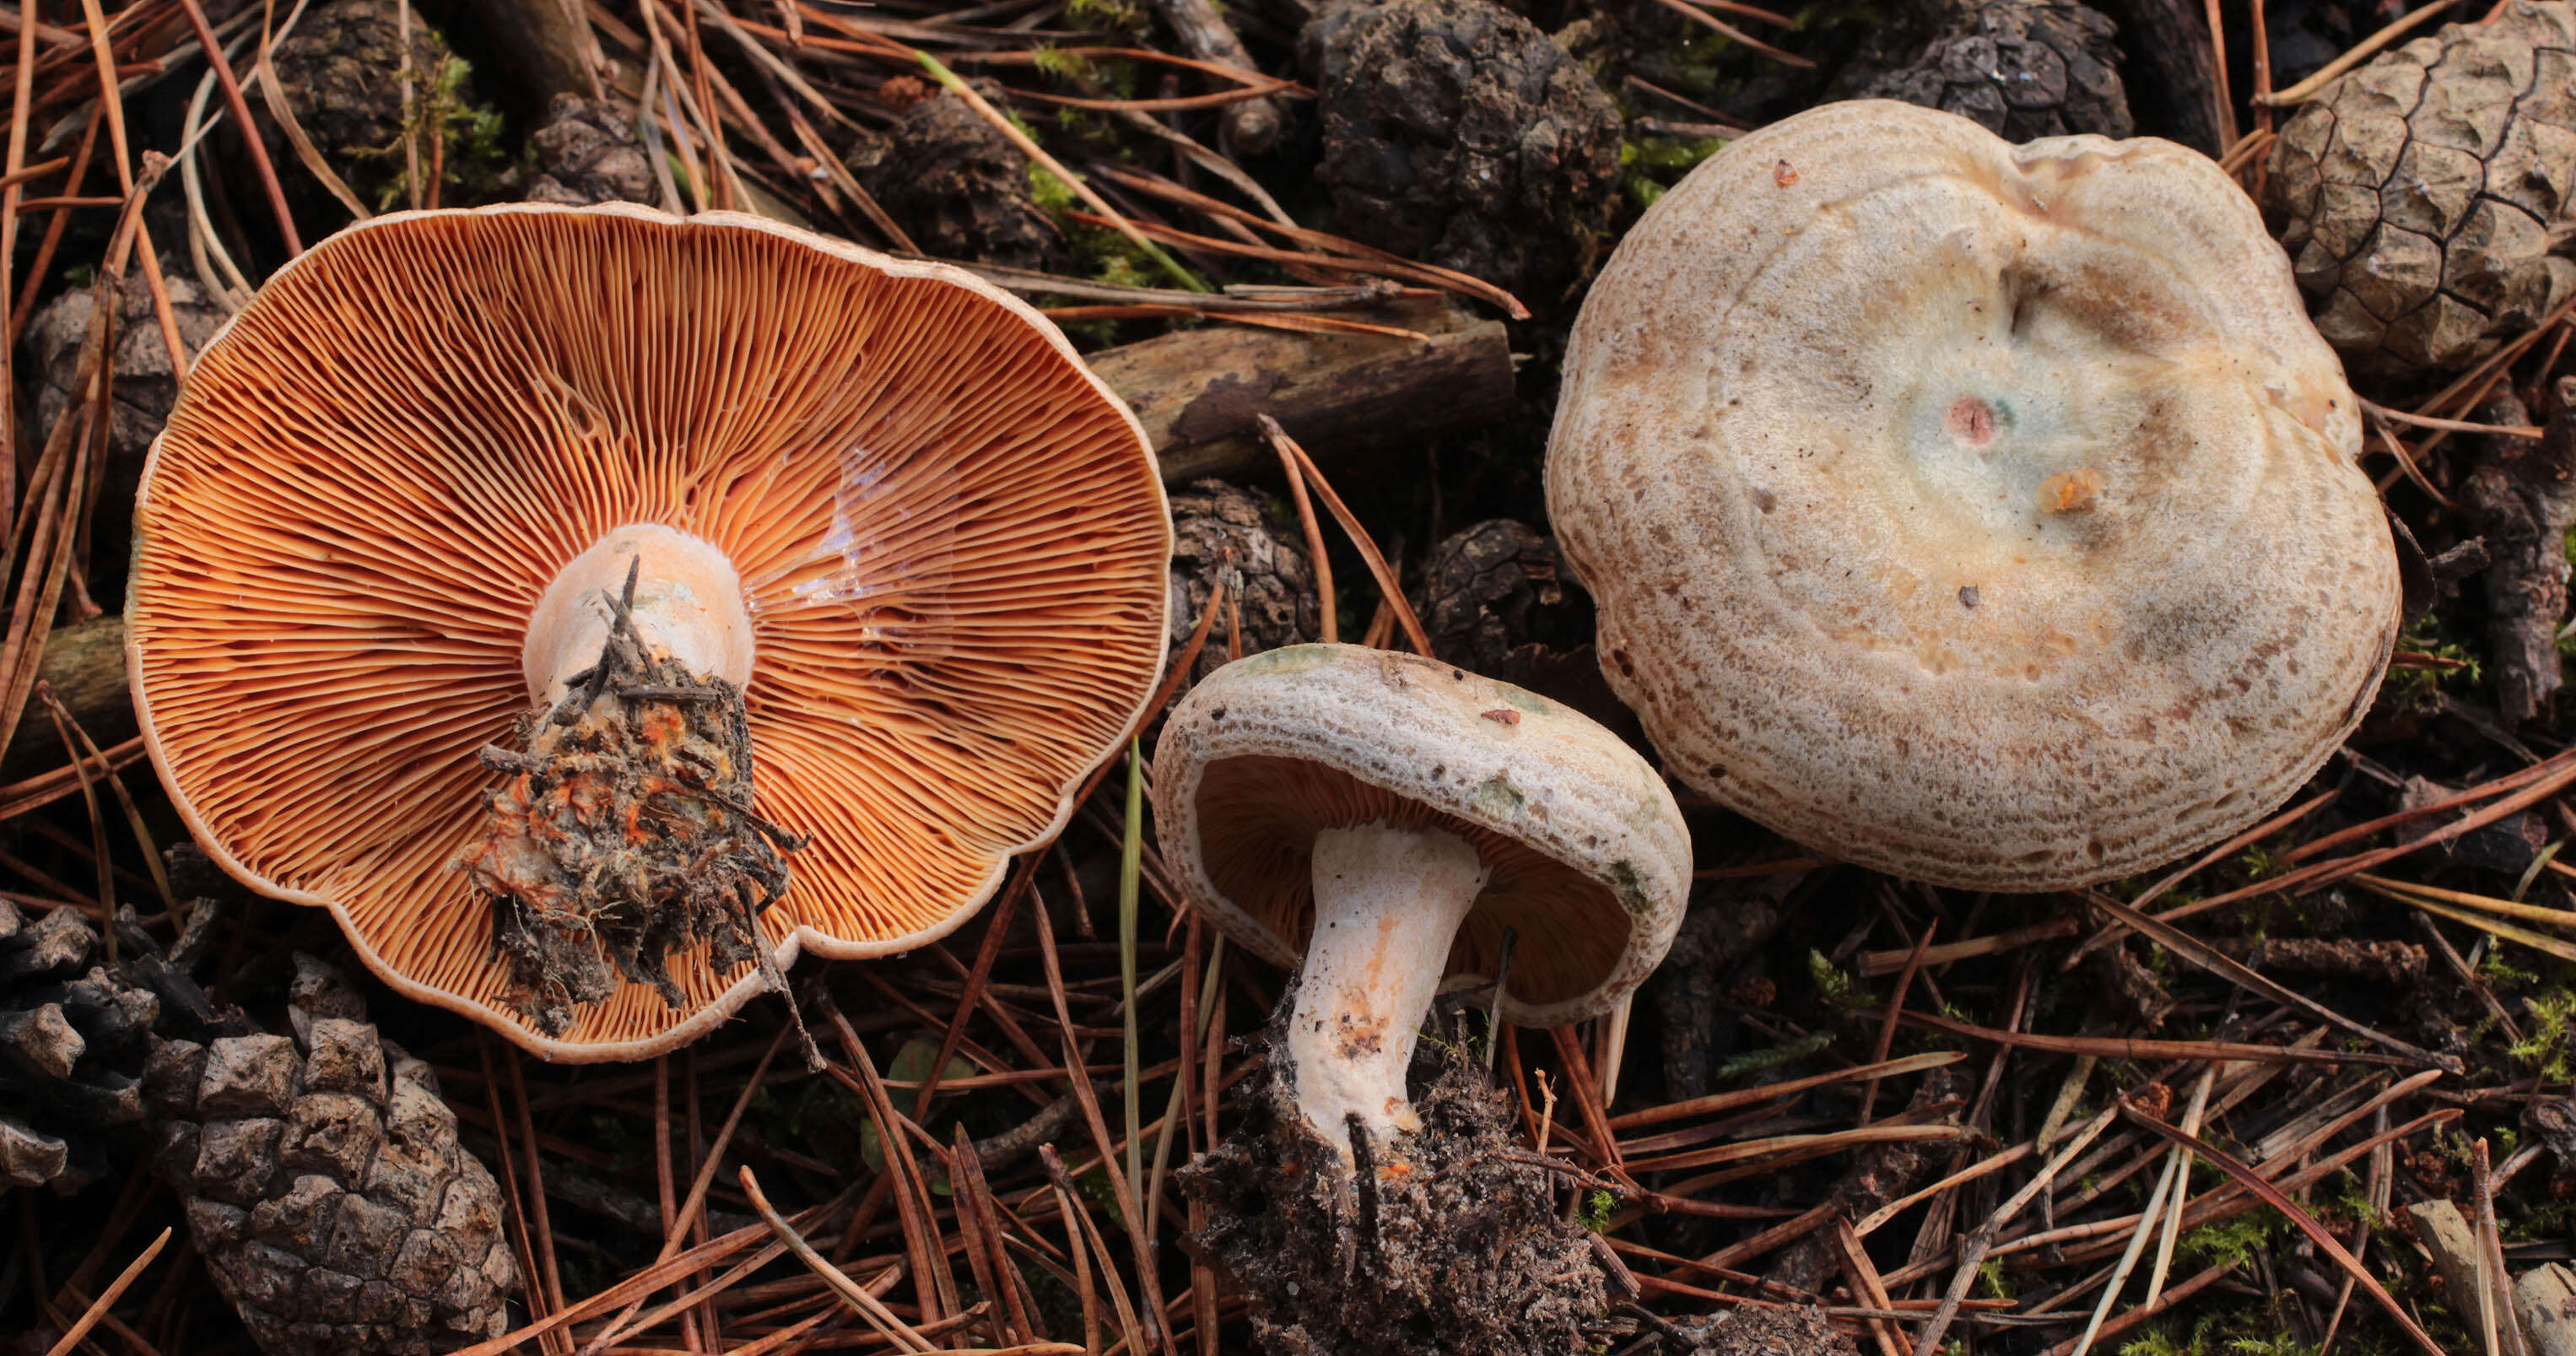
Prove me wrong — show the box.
[523,524,754,703]
[1289,822,1489,1164]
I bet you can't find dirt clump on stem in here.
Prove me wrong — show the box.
[1178,1002,1607,1356]
[455,564,805,1041]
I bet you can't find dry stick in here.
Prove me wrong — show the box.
[1614,1051,1966,1135]
[957,1133,1041,1345]
[1640,0,1817,65]
[1032,912,1175,1356]
[1858,921,1936,1124]
[1854,1142,2034,1239]
[1269,418,1336,643]
[35,683,111,948]
[1042,1146,1149,1356]
[1912,1097,2125,1356]
[478,1042,561,1355]
[1,7,32,533]
[740,1167,933,1353]
[579,1029,791,1355]
[653,1056,700,1355]
[2123,1107,2444,1355]
[509,1050,573,1332]
[827,1008,961,1325]
[74,0,186,388]
[457,1198,847,1356]
[2068,788,2339,964]
[2039,1264,2235,1356]
[2067,1108,2189,1356]
[253,0,369,219]
[2262,0,2460,103]
[945,1126,1011,1349]
[1261,416,1435,654]
[2083,891,2449,1068]
[37,671,186,913]
[2142,1064,2215,1307]
[1832,1218,1906,1356]
[1898,1009,2422,1068]
[915,872,1032,1121]
[1147,0,1279,150]
[41,1227,167,1356]
[2474,1138,2525,1356]
[912,51,1205,292]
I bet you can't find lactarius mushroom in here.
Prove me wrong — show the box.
[1152,643,1689,1154]
[1548,100,2398,892]
[127,203,1171,1060]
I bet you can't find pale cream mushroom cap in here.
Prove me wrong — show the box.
[1547,100,2398,893]
[1151,644,1692,1027]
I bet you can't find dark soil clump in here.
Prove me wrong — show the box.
[1178,1002,1607,1356]
[456,566,803,1039]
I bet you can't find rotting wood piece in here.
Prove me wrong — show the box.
[1088,297,1514,484]
[0,615,132,783]
[2519,1264,2576,1356]
[2462,379,2576,724]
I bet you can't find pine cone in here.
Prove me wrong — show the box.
[1304,0,1623,300]
[2265,0,2576,376]
[29,262,230,608]
[1167,479,1320,684]
[848,88,1061,270]
[0,903,157,1192]
[525,95,656,207]
[1410,519,1588,673]
[145,958,519,1356]
[1839,0,2134,140]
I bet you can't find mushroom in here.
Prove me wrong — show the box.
[1151,643,1689,1157]
[1547,100,2398,892]
[127,203,1172,1061]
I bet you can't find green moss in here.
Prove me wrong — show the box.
[2385,613,2485,709]
[1809,948,1866,1010]
[2508,987,2576,1082]
[359,52,510,209]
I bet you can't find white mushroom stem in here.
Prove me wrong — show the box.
[521,524,756,704]
[1290,822,1489,1164]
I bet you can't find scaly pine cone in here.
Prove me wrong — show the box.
[1167,479,1321,685]
[145,957,520,1356]
[0,903,157,1192]
[1839,0,2135,140]
[525,95,656,207]
[1304,0,1623,300]
[848,87,1062,270]
[29,262,231,608]
[2265,0,2576,376]
[1409,519,1590,674]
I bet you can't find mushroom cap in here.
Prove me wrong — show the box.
[1150,644,1691,1028]
[1547,100,2397,893]
[127,203,1172,1061]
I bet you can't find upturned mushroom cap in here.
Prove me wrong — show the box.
[1151,645,1691,1027]
[127,203,1172,1061]
[1547,100,2398,892]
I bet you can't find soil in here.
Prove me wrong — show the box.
[455,565,803,1039]
[1178,1001,1609,1356]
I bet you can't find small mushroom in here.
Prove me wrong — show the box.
[1151,643,1689,1155]
[1547,100,2398,892]
[127,203,1172,1061]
